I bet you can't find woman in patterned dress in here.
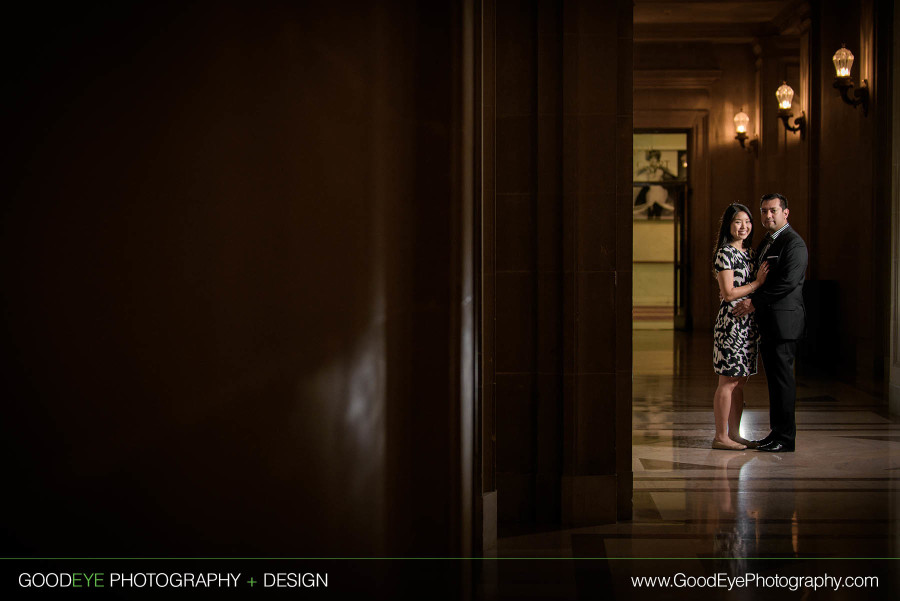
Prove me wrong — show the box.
[711,203,769,450]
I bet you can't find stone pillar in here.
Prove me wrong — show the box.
[560,0,633,525]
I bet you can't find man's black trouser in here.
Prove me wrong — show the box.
[760,339,798,444]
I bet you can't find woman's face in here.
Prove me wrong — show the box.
[730,211,752,242]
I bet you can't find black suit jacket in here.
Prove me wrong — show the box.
[753,225,808,340]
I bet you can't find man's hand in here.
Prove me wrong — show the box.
[732,298,755,317]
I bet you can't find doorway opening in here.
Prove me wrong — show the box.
[632,130,691,332]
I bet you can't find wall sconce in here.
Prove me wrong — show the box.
[733,109,758,156]
[832,44,869,116]
[775,82,806,139]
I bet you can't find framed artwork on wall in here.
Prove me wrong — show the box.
[632,135,688,220]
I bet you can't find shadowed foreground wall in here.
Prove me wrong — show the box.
[489,0,633,529]
[2,0,473,557]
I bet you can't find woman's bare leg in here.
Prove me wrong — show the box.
[728,376,751,444]
[713,375,745,449]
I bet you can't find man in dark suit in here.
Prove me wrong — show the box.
[732,193,808,452]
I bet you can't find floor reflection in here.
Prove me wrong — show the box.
[708,451,754,559]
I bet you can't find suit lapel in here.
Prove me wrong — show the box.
[758,225,792,264]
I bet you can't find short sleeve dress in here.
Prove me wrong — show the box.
[713,245,758,376]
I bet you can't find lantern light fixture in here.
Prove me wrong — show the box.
[733,110,749,134]
[733,109,757,155]
[776,82,794,110]
[775,82,806,139]
[832,44,869,116]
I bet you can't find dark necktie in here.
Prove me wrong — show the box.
[758,233,774,264]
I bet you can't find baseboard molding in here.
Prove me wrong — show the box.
[482,491,497,556]
[890,382,900,418]
[561,475,617,526]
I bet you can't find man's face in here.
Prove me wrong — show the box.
[760,199,789,232]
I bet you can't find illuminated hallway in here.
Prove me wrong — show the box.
[629,330,899,559]
[489,330,899,597]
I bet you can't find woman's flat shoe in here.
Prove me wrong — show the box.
[712,440,747,450]
[730,436,758,448]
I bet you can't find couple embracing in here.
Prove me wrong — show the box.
[711,193,808,453]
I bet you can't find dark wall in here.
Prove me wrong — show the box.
[490,0,632,529]
[811,0,890,392]
[2,0,473,557]
[757,36,810,248]
[708,44,758,231]
[493,0,544,527]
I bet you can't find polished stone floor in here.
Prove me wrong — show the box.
[484,330,900,599]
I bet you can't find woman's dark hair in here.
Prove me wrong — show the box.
[713,202,755,264]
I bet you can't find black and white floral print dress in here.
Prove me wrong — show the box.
[713,245,758,376]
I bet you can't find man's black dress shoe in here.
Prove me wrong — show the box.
[752,437,773,447]
[756,440,794,453]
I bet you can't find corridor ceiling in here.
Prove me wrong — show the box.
[633,0,809,42]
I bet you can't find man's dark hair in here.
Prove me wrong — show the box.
[760,192,788,210]
[645,149,661,161]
